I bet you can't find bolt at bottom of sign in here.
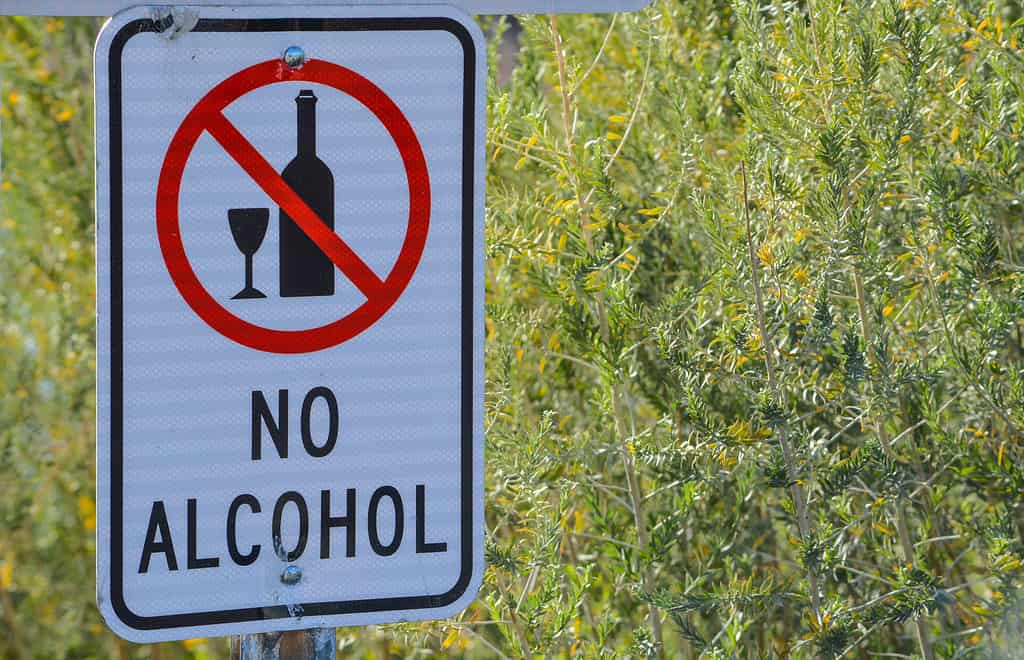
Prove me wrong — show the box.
[280,565,302,585]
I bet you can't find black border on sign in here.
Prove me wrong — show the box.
[106,17,476,631]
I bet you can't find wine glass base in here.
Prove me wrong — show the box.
[232,287,267,300]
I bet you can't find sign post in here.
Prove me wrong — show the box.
[230,628,336,660]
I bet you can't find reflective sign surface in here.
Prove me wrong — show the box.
[95,4,484,642]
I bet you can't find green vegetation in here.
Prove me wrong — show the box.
[2,1,1024,657]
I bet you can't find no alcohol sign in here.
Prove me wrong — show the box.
[95,5,484,642]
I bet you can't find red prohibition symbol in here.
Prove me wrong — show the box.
[156,59,430,354]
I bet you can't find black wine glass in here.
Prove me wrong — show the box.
[228,208,269,300]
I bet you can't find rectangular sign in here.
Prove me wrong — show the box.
[3,1,652,16]
[95,4,484,641]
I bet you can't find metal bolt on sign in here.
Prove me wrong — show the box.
[283,45,306,69]
[280,564,303,585]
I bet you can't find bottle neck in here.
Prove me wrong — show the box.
[296,92,317,156]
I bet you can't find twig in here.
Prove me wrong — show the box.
[851,267,936,660]
[575,14,617,91]
[604,21,652,175]
[741,162,821,620]
[549,15,663,654]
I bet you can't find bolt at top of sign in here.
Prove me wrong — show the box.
[283,46,306,69]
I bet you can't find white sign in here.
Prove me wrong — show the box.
[2,0,652,16]
[95,4,484,642]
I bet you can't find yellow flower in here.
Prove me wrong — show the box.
[606,132,623,140]
[756,243,776,266]
[45,18,63,33]
[442,629,460,649]
[882,304,895,318]
[608,114,627,123]
[899,134,911,144]
[793,227,811,244]
[78,496,96,532]
[55,107,74,122]
[792,266,809,285]
[183,638,207,651]
[7,91,21,106]
[949,126,959,144]
[1,560,12,589]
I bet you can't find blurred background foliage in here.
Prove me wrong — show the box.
[2,1,1023,657]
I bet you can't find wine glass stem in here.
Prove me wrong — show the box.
[245,254,254,290]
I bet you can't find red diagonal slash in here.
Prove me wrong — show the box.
[205,110,385,299]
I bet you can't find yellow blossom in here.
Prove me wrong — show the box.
[78,496,96,531]
[1,560,11,589]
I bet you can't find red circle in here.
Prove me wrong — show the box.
[156,59,430,354]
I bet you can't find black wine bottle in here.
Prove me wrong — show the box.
[279,89,335,298]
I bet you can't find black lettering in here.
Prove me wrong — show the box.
[301,386,339,458]
[368,486,404,556]
[139,501,177,573]
[252,389,288,460]
[187,499,220,569]
[272,491,308,561]
[227,494,261,566]
[320,489,356,559]
[416,485,447,554]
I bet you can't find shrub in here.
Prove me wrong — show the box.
[2,1,1023,657]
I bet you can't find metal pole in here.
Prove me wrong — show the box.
[231,628,336,660]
